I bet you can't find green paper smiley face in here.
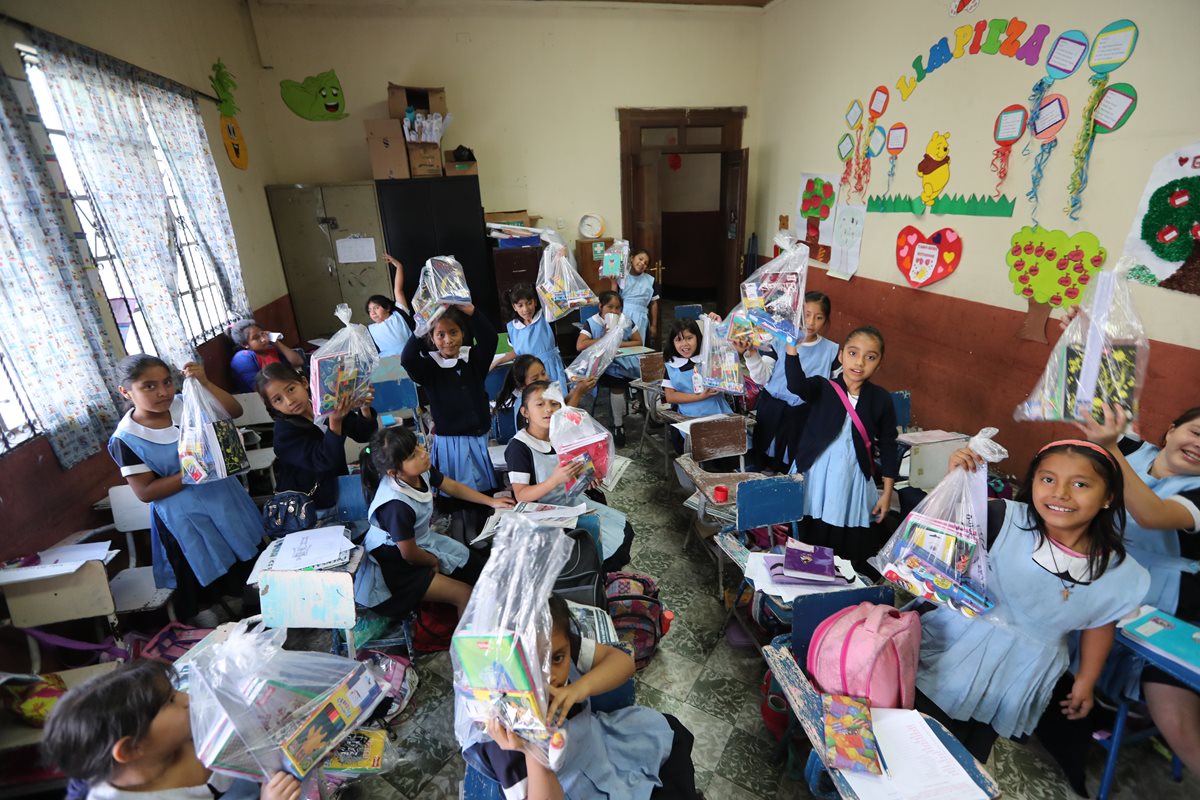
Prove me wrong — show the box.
[280,69,347,121]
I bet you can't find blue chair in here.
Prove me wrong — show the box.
[335,474,369,524]
[484,362,510,403]
[674,304,703,321]
[578,305,599,330]
[891,389,912,429]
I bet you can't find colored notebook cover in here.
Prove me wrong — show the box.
[822,694,882,775]
[327,728,387,773]
[310,352,373,414]
[763,555,843,586]
[783,541,836,581]
[1063,343,1138,423]
[557,433,611,495]
[900,513,978,578]
[452,632,548,740]
[1122,610,1200,675]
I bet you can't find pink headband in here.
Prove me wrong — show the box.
[1037,439,1117,466]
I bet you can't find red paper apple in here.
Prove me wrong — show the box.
[895,226,964,288]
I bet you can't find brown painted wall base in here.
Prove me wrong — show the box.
[803,268,1200,475]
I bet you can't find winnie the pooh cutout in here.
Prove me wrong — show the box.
[916,131,951,207]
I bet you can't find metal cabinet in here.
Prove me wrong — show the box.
[266,182,392,341]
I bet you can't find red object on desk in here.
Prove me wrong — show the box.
[713,485,729,503]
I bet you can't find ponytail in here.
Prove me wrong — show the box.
[360,426,421,504]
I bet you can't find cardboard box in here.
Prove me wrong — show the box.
[406,142,443,177]
[363,119,410,180]
[485,210,533,228]
[443,151,478,176]
[897,430,970,491]
[388,84,448,119]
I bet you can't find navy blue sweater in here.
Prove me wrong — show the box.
[272,410,377,509]
[401,310,497,437]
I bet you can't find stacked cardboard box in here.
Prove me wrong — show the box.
[365,84,466,179]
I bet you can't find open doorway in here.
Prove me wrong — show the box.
[618,108,748,319]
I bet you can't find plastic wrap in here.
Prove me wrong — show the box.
[537,243,596,321]
[1014,257,1148,424]
[870,429,1009,621]
[565,312,625,382]
[189,621,387,781]
[725,302,774,348]
[452,515,575,767]
[412,256,473,336]
[178,378,250,484]
[599,239,630,279]
[308,304,379,415]
[549,405,614,500]
[739,232,810,345]
[697,315,745,395]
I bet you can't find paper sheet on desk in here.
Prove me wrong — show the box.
[270,526,352,571]
[39,542,111,564]
[670,413,731,435]
[744,552,865,602]
[839,708,988,800]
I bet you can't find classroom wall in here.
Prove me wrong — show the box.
[755,0,1200,469]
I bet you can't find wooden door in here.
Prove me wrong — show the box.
[321,183,392,328]
[631,150,664,276]
[266,185,342,342]
[719,148,749,311]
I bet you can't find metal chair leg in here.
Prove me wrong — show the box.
[1098,700,1130,799]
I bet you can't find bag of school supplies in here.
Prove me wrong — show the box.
[177,377,250,485]
[697,315,745,395]
[452,515,575,768]
[536,242,596,321]
[412,256,472,336]
[725,302,774,348]
[739,232,810,345]
[599,238,630,279]
[1014,257,1148,424]
[564,313,624,383]
[308,304,378,417]
[549,405,614,499]
[189,620,387,782]
[870,428,1009,621]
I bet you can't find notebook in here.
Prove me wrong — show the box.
[822,694,882,775]
[783,540,836,582]
[1121,608,1200,676]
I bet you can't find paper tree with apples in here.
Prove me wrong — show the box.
[799,176,836,259]
[1142,176,1200,293]
[1006,226,1107,342]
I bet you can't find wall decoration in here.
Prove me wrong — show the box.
[895,225,962,288]
[884,123,908,193]
[209,59,246,170]
[830,204,867,280]
[916,131,951,207]
[867,193,1014,217]
[797,172,840,264]
[1065,20,1139,220]
[1022,29,1088,159]
[1121,142,1200,295]
[280,69,348,121]
[949,1,979,16]
[1006,226,1106,341]
[841,100,864,199]
[990,104,1027,197]
[855,86,890,199]
[1025,93,1069,226]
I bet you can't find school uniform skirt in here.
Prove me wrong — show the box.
[369,545,436,620]
[799,416,878,563]
[432,432,496,491]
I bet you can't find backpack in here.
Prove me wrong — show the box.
[605,571,665,670]
[806,602,920,709]
[745,523,791,550]
[413,602,457,652]
[554,529,606,609]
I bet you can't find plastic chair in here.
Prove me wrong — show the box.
[576,304,600,331]
[335,474,369,524]
[714,475,804,614]
[891,389,912,429]
[484,362,510,403]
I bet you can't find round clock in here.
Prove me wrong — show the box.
[579,213,605,239]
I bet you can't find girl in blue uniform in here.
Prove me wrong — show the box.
[916,440,1150,764]
[505,381,634,571]
[107,356,263,621]
[661,318,733,455]
[366,254,414,357]
[493,284,569,390]
[576,292,642,447]
[356,426,513,621]
[402,303,498,491]
[784,326,898,568]
[751,291,839,472]
[616,249,659,344]
[465,593,700,799]
[495,355,596,443]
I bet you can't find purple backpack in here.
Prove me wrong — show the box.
[605,572,665,670]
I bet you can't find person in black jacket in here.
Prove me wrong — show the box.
[257,362,376,516]
[784,325,899,567]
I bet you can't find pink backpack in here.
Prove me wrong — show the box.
[806,602,920,709]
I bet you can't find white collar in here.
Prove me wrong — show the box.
[1032,537,1095,584]
[800,337,825,348]
[510,311,543,330]
[391,473,432,503]
[429,345,471,368]
[115,402,179,444]
[668,355,702,369]
[514,428,554,454]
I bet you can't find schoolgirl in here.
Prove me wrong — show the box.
[784,326,899,566]
[504,381,634,571]
[401,302,498,491]
[616,248,659,345]
[494,354,597,443]
[493,284,569,390]
[365,255,414,358]
[660,317,733,457]
[916,441,1150,763]
[575,292,642,447]
[107,356,262,621]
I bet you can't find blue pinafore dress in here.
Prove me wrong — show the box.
[587,315,640,380]
[108,403,262,589]
[799,408,875,529]
[369,312,412,358]
[664,358,732,418]
[507,310,567,389]
[917,501,1150,738]
[364,472,469,574]
[619,272,657,342]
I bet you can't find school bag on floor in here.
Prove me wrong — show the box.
[806,602,920,709]
[605,571,665,670]
[553,528,606,609]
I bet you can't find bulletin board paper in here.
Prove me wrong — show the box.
[1093,85,1137,132]
[1046,33,1088,77]
[1089,22,1138,70]
[335,236,378,264]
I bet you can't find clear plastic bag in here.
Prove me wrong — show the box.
[1014,257,1148,424]
[565,312,625,382]
[549,405,615,499]
[599,239,630,279]
[537,243,596,321]
[739,232,810,345]
[697,315,745,395]
[412,256,473,336]
[189,621,387,781]
[178,377,250,484]
[452,515,575,767]
[725,302,774,348]
[308,304,379,415]
[870,429,1009,621]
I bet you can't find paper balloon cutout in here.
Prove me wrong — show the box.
[1026,93,1068,226]
[845,100,864,130]
[210,59,247,170]
[868,86,889,120]
[885,123,907,194]
[855,86,890,197]
[280,69,348,121]
[1006,226,1106,341]
[895,226,962,288]
[1120,142,1200,295]
[1022,29,1087,159]
[990,104,1027,198]
[916,131,951,207]
[949,0,978,16]
[1093,83,1137,133]
[842,100,865,199]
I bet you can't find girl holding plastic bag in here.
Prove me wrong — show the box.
[492,284,569,391]
[614,248,659,344]
[661,317,732,448]
[913,440,1149,764]
[108,356,263,620]
[575,292,642,446]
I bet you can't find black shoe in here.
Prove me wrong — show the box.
[613,427,626,447]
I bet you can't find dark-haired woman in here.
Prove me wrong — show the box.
[228,318,304,393]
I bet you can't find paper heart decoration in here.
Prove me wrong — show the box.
[895,225,963,288]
